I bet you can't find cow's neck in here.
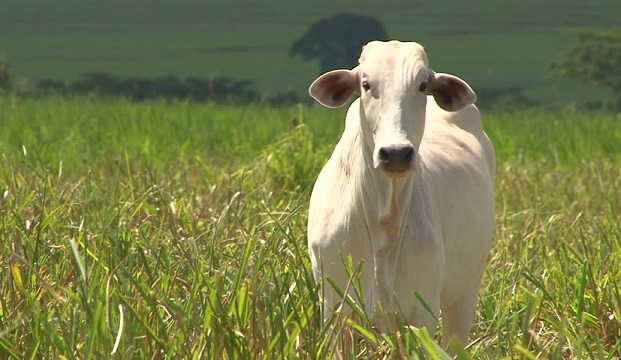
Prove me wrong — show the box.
[379,175,412,234]
[374,166,415,238]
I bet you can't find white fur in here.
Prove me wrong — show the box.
[307,40,495,346]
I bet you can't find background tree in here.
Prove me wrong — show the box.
[549,29,621,109]
[290,12,388,74]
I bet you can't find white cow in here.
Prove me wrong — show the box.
[307,40,495,346]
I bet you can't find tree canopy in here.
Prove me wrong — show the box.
[549,29,621,109]
[290,12,388,74]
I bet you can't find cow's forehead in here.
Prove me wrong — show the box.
[359,41,428,67]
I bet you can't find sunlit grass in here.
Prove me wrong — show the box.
[0,97,620,358]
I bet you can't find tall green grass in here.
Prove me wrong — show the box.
[0,97,620,358]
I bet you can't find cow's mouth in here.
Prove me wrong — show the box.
[381,168,412,178]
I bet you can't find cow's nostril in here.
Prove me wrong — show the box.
[403,146,414,163]
[378,147,390,162]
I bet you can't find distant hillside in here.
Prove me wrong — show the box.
[2,0,619,106]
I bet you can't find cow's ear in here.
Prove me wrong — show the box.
[309,68,359,108]
[427,72,476,112]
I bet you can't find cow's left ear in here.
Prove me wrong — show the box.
[427,72,476,112]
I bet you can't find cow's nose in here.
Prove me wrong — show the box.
[378,144,415,171]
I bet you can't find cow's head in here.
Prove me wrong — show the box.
[309,40,476,178]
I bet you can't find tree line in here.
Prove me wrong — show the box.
[0,61,302,105]
[35,73,264,102]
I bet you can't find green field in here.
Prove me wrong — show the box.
[2,0,621,105]
[0,96,620,358]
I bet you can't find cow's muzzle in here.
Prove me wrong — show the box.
[377,144,415,176]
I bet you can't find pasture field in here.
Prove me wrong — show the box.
[1,96,621,358]
[2,0,621,105]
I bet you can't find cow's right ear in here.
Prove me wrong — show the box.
[309,68,359,108]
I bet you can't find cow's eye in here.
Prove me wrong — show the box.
[418,82,427,92]
[361,80,371,92]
